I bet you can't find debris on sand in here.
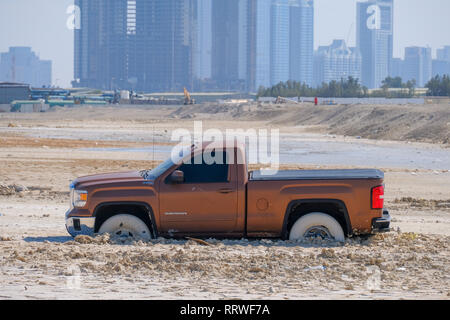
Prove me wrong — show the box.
[74,234,111,245]
[0,184,15,196]
[393,197,450,209]
[304,265,326,272]
[185,237,211,246]
[0,184,28,196]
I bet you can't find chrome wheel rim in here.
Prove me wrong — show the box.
[304,226,332,240]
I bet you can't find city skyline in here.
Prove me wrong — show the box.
[1,0,450,88]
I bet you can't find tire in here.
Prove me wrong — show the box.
[98,214,152,240]
[289,212,345,242]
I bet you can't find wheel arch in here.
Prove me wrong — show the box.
[281,199,352,239]
[93,201,158,238]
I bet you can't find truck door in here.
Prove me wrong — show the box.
[159,150,238,234]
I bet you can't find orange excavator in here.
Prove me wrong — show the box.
[184,88,195,105]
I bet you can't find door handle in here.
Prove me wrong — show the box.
[218,188,234,194]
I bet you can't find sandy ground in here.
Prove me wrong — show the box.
[0,104,449,300]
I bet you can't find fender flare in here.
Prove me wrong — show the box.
[281,199,352,239]
[93,201,158,238]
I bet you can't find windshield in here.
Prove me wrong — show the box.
[144,158,175,179]
[143,145,192,179]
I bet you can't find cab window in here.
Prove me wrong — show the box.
[178,151,229,183]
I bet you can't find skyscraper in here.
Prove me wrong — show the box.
[289,0,314,86]
[270,0,290,85]
[313,40,362,86]
[135,0,195,92]
[390,57,403,78]
[74,0,129,90]
[247,0,272,91]
[437,46,450,62]
[0,47,52,87]
[357,0,393,89]
[194,0,212,80]
[403,46,432,87]
[433,45,450,77]
[211,0,247,90]
[74,0,194,92]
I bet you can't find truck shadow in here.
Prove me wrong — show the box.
[23,236,73,243]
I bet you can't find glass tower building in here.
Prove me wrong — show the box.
[74,0,129,90]
[289,0,314,86]
[247,0,272,91]
[270,0,290,85]
[357,0,393,89]
[194,0,212,81]
[403,46,432,87]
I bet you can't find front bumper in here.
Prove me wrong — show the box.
[372,209,391,232]
[65,211,96,237]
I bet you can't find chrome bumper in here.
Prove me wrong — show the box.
[372,209,391,232]
[65,212,96,237]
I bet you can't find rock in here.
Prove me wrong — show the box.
[304,265,326,271]
[13,185,28,193]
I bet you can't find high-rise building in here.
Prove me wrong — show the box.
[247,0,272,91]
[211,0,247,90]
[432,60,450,78]
[403,46,432,87]
[357,0,393,89]
[313,40,362,86]
[390,57,403,78]
[74,0,129,90]
[194,0,212,80]
[0,47,52,87]
[135,0,195,92]
[74,0,194,92]
[289,0,314,86]
[437,46,450,62]
[247,0,314,91]
[432,46,450,78]
[271,0,290,85]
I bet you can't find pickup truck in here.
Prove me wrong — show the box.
[66,142,391,241]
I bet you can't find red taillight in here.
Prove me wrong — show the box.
[372,185,384,209]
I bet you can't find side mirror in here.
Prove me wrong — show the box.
[170,170,184,184]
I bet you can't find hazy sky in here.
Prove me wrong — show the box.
[1,0,450,87]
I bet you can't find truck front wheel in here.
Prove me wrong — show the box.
[98,214,152,240]
[289,212,345,242]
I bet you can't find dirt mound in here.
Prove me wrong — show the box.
[169,103,450,144]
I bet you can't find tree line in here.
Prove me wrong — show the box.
[257,75,450,98]
[425,75,450,97]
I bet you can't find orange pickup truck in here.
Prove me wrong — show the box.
[66,142,390,241]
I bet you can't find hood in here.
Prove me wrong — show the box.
[73,171,144,188]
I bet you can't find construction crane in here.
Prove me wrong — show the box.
[184,88,195,105]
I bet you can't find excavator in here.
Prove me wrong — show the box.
[183,88,195,105]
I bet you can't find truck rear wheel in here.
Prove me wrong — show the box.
[289,212,345,242]
[98,214,152,240]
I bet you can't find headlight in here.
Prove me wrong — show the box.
[73,189,88,208]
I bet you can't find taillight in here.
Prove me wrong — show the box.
[372,185,384,209]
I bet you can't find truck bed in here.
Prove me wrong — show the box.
[250,169,384,181]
